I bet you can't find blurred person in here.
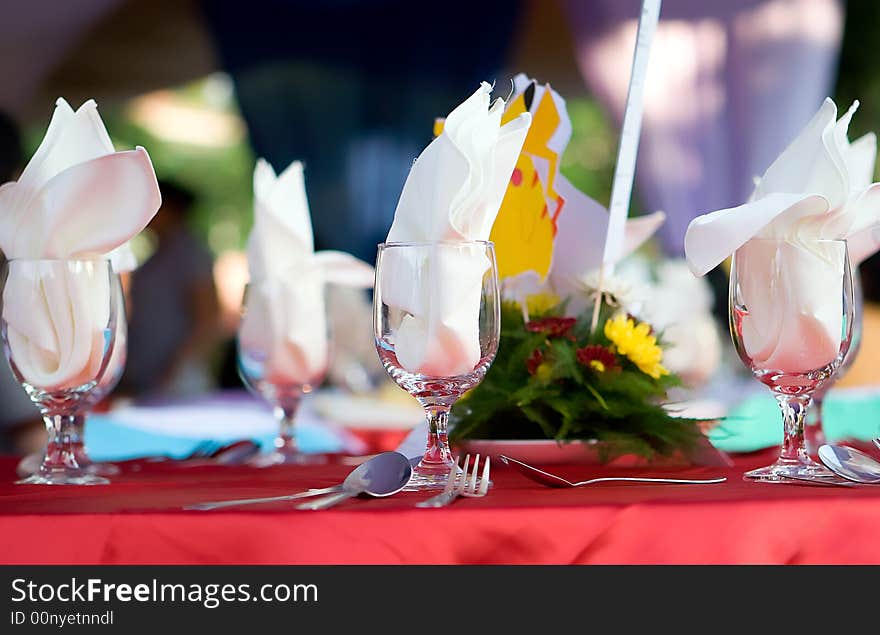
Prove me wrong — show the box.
[121,181,221,399]
[0,110,43,454]
[214,249,248,390]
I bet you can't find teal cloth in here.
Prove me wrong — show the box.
[710,390,880,452]
[84,413,346,462]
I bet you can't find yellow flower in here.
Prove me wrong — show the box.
[534,362,554,383]
[525,292,560,317]
[603,314,669,379]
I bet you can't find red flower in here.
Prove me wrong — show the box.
[526,348,544,375]
[576,345,618,373]
[525,317,577,340]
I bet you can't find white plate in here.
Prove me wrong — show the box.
[457,439,603,465]
[458,435,731,467]
[312,391,422,429]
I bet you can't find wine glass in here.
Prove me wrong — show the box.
[237,280,328,466]
[729,238,853,482]
[1,258,121,485]
[16,274,127,479]
[804,271,863,457]
[374,241,500,490]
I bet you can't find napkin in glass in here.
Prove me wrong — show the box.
[0,98,161,390]
[239,159,374,386]
[382,82,531,376]
[684,98,880,373]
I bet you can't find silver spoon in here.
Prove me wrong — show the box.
[499,455,727,487]
[818,444,880,484]
[187,453,418,511]
[297,452,412,510]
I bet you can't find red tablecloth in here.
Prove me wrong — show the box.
[2,449,879,564]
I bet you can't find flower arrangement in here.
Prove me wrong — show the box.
[449,289,704,462]
[443,75,709,462]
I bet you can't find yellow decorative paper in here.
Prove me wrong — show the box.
[490,83,565,280]
[431,75,665,292]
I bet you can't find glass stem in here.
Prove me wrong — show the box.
[776,393,812,464]
[804,396,826,458]
[40,414,84,474]
[274,400,301,453]
[69,413,92,465]
[421,405,454,466]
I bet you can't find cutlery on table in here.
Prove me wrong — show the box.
[818,444,880,484]
[142,439,261,464]
[211,440,262,465]
[186,487,337,510]
[15,439,263,479]
[187,452,415,511]
[498,455,726,487]
[296,452,412,510]
[416,454,490,508]
[143,440,224,463]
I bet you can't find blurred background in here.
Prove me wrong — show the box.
[1,0,878,455]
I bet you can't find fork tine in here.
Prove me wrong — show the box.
[478,456,490,495]
[442,455,460,494]
[459,454,471,493]
[468,454,480,494]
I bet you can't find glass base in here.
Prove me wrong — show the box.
[16,470,109,486]
[744,458,839,483]
[249,448,326,467]
[403,460,462,491]
[17,452,119,478]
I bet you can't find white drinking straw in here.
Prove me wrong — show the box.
[591,0,662,332]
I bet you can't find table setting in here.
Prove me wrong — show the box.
[3,0,880,566]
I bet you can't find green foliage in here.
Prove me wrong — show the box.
[103,108,255,254]
[450,299,704,462]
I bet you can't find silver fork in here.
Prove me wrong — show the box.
[499,455,726,487]
[416,454,490,508]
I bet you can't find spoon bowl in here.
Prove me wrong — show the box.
[817,444,880,484]
[297,451,412,510]
[352,451,415,497]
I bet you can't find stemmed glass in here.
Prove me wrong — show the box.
[804,272,863,457]
[374,241,500,490]
[16,277,127,479]
[237,282,327,466]
[729,238,854,482]
[1,259,121,485]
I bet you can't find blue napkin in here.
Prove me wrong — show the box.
[84,412,347,462]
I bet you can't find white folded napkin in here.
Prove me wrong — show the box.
[684,98,880,373]
[0,98,161,391]
[239,159,374,386]
[685,98,880,276]
[382,82,531,376]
